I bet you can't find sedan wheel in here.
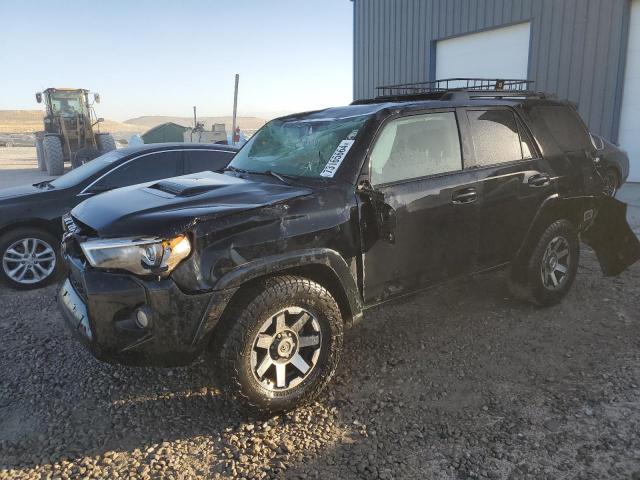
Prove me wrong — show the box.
[2,237,56,285]
[0,228,62,290]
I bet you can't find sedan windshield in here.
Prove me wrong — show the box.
[229,114,370,178]
[50,150,127,188]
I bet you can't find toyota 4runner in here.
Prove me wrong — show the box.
[58,79,640,412]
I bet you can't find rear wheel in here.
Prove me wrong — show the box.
[35,132,46,171]
[0,228,62,290]
[43,135,64,176]
[215,275,343,413]
[95,133,116,153]
[72,147,100,168]
[602,168,619,197]
[509,219,579,307]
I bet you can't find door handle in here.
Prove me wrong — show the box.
[452,187,478,205]
[528,173,551,187]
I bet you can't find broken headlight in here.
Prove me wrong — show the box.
[80,235,191,276]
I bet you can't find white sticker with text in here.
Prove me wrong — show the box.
[320,139,355,178]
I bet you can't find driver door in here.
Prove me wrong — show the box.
[358,110,481,304]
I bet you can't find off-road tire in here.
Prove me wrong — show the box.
[95,133,116,153]
[509,219,579,307]
[72,147,100,168]
[35,132,46,171]
[43,135,64,176]
[0,227,64,290]
[214,275,343,413]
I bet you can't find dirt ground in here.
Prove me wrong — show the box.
[0,147,639,479]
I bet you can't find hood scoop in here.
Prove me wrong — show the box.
[147,174,246,197]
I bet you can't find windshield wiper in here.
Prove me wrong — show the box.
[225,166,297,185]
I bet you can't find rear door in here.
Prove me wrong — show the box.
[463,107,554,268]
[359,109,482,304]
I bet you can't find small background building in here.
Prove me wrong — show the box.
[352,0,640,181]
[141,122,188,144]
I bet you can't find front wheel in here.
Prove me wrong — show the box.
[95,133,116,153]
[509,219,579,307]
[0,228,62,290]
[215,275,343,413]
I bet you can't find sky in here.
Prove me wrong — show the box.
[0,0,354,121]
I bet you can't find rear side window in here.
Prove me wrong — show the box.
[467,109,523,166]
[370,112,462,185]
[95,151,182,189]
[185,150,234,173]
[529,105,592,152]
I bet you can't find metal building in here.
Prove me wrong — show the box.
[352,0,640,181]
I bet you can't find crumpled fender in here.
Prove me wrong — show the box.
[191,248,364,346]
[582,196,640,276]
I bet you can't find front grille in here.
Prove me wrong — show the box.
[69,273,87,301]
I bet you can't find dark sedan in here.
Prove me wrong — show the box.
[591,133,630,197]
[0,143,238,289]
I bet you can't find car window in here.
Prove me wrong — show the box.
[517,118,537,160]
[529,105,592,152]
[467,109,523,166]
[370,112,462,185]
[94,151,182,189]
[185,150,234,174]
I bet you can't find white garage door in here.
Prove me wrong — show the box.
[619,0,640,182]
[436,22,531,82]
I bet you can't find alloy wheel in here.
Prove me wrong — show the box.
[2,237,56,285]
[540,235,571,291]
[602,171,618,197]
[250,307,322,391]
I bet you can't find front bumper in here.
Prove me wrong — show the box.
[57,254,236,366]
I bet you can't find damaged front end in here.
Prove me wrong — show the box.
[582,196,640,276]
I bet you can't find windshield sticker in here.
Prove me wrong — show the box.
[320,139,356,178]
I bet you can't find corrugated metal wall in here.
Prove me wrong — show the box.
[353,0,631,140]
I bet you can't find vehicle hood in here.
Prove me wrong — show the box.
[71,172,313,237]
[0,184,47,201]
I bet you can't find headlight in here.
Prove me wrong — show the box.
[80,235,191,276]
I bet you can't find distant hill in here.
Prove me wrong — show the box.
[124,115,268,132]
[0,110,142,134]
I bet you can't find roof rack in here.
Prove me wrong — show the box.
[352,78,546,104]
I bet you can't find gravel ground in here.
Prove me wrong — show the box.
[0,246,639,479]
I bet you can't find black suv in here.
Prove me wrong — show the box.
[58,80,640,413]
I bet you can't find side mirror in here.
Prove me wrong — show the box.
[94,93,101,103]
[35,92,42,103]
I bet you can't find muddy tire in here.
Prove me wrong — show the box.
[35,132,46,171]
[509,219,579,307]
[0,227,63,290]
[95,133,116,154]
[72,147,100,168]
[215,275,343,413]
[43,135,64,176]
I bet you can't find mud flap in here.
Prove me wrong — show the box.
[582,197,640,276]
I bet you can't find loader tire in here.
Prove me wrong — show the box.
[35,132,46,171]
[43,135,64,176]
[96,133,116,153]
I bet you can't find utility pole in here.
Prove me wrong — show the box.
[193,106,197,127]
[231,74,239,145]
